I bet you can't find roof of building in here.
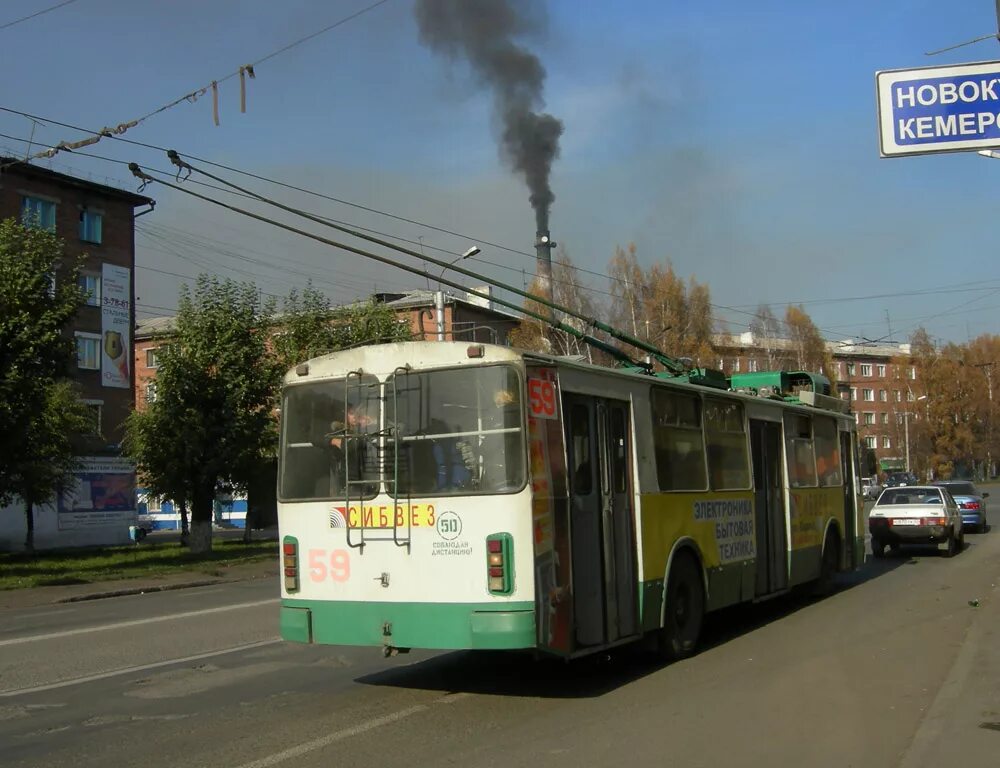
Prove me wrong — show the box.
[713,331,911,358]
[135,289,520,340]
[0,158,154,206]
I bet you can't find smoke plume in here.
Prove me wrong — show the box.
[415,0,563,231]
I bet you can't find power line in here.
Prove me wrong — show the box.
[10,0,395,162]
[0,0,78,31]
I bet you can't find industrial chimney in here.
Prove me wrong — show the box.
[534,229,555,308]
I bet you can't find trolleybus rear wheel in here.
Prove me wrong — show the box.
[658,552,704,661]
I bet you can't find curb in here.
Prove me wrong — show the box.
[56,579,226,603]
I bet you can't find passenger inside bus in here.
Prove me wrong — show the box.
[325,403,379,497]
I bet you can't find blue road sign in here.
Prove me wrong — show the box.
[876,60,1000,157]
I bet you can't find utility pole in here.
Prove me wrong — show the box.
[975,361,995,478]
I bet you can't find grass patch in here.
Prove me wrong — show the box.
[0,539,277,591]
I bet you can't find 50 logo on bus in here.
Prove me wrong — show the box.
[307,548,351,583]
[528,377,557,420]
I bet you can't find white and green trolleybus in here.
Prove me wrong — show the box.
[278,340,863,659]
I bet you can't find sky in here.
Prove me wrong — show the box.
[3,0,1000,347]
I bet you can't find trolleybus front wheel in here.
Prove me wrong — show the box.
[657,552,704,661]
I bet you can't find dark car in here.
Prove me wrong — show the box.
[932,480,989,533]
[885,471,918,487]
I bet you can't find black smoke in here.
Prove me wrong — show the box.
[415,0,563,231]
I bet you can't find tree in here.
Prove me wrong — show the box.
[15,382,92,551]
[0,217,88,549]
[784,305,834,381]
[749,304,790,370]
[271,285,411,376]
[125,276,279,553]
[509,248,608,363]
[607,244,715,369]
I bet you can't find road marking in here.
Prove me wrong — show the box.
[0,638,283,697]
[230,693,470,768]
[231,704,430,768]
[0,598,277,648]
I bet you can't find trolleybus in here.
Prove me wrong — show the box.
[277,341,862,659]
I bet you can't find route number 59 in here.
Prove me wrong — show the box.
[528,378,557,419]
[307,549,350,583]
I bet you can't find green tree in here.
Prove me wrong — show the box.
[125,276,279,553]
[0,218,89,549]
[271,285,411,376]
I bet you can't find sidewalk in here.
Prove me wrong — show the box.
[0,556,278,611]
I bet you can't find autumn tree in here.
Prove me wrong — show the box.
[509,248,609,364]
[749,304,791,370]
[606,243,715,369]
[784,305,835,382]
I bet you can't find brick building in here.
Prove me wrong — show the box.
[0,159,153,550]
[713,332,918,474]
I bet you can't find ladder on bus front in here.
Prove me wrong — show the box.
[342,369,412,553]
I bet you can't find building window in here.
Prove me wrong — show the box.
[862,388,874,402]
[145,494,162,513]
[733,357,740,373]
[864,436,876,449]
[863,412,875,425]
[861,363,872,377]
[82,400,102,436]
[907,391,915,402]
[877,364,886,377]
[79,210,103,244]
[847,363,856,376]
[882,436,891,449]
[850,387,857,401]
[879,389,887,402]
[748,358,758,373]
[21,196,56,231]
[895,390,902,402]
[78,272,101,307]
[146,348,160,368]
[75,332,101,370]
[909,366,916,380]
[145,382,157,403]
[854,413,859,424]
[881,412,889,424]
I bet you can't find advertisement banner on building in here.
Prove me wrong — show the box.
[101,264,131,389]
[58,457,136,529]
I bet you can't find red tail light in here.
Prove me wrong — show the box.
[961,501,981,510]
[283,537,299,592]
[486,534,513,595]
[920,517,947,526]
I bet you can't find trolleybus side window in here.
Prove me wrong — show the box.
[387,364,525,497]
[279,376,380,501]
[813,416,843,487]
[651,389,707,491]
[704,398,750,490]
[784,414,817,488]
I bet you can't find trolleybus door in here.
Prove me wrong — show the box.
[750,419,788,596]
[564,395,638,647]
[839,431,858,569]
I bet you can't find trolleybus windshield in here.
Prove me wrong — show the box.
[387,364,525,496]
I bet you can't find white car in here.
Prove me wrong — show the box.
[869,485,964,558]
[861,477,882,500]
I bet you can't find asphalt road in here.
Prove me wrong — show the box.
[2,513,1000,767]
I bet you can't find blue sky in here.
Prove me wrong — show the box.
[3,0,1000,345]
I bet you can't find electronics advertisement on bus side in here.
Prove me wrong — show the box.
[694,498,756,564]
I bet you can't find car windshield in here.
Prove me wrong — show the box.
[937,481,977,496]
[877,488,942,505]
